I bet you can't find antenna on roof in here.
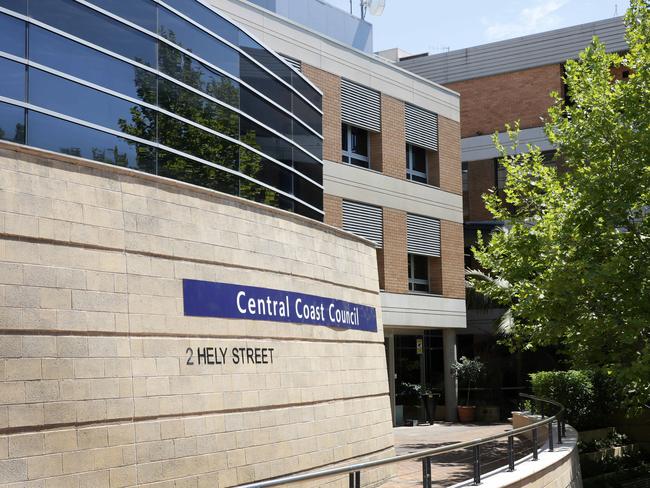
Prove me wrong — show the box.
[360,0,386,20]
[614,3,618,16]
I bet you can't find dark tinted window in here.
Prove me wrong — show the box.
[27,111,156,172]
[240,87,291,139]
[163,0,238,44]
[293,148,322,184]
[29,69,157,141]
[293,177,322,210]
[0,58,26,101]
[0,102,25,143]
[30,0,156,67]
[293,121,322,159]
[158,78,238,139]
[0,0,26,14]
[294,202,323,221]
[292,94,322,133]
[158,149,238,196]
[158,43,239,108]
[240,56,290,108]
[158,114,238,172]
[238,32,291,84]
[84,0,157,31]
[240,117,292,166]
[239,148,292,194]
[292,71,322,109]
[158,7,238,77]
[29,26,157,103]
[0,13,26,57]
[239,178,281,208]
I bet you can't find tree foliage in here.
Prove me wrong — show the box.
[471,0,650,408]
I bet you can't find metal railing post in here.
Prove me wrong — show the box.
[557,417,563,444]
[422,456,431,487]
[473,445,481,485]
[532,428,539,460]
[507,435,515,471]
[562,418,566,437]
[548,422,554,452]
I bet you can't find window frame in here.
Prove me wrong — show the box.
[407,253,429,293]
[406,143,428,183]
[341,122,370,168]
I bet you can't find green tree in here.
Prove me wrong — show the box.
[470,0,650,408]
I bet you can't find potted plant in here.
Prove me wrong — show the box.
[451,356,484,423]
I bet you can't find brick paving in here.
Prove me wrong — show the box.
[380,422,533,487]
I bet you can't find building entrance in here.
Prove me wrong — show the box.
[387,330,445,425]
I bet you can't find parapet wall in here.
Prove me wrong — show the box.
[0,143,394,486]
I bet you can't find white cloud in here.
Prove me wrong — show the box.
[483,0,568,41]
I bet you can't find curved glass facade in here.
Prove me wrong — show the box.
[0,0,324,219]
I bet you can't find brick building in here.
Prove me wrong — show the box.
[393,17,628,401]
[213,0,468,425]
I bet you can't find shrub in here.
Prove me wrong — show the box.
[529,370,595,430]
[451,356,485,406]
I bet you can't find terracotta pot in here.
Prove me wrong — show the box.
[457,405,476,423]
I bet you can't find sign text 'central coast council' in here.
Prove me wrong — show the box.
[183,279,377,332]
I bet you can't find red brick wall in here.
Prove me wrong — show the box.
[446,64,562,138]
[466,159,496,222]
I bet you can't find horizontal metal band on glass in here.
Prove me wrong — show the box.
[282,56,302,73]
[0,8,323,167]
[340,78,381,133]
[0,95,324,216]
[0,50,323,191]
[153,0,321,114]
[407,213,441,257]
[405,103,439,152]
[71,0,323,140]
[342,200,383,248]
[188,0,321,97]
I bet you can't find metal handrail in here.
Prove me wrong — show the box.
[238,393,566,488]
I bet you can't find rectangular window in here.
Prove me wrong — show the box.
[496,158,507,190]
[341,123,369,168]
[406,143,427,183]
[408,253,429,293]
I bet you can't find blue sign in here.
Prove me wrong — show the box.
[183,279,377,332]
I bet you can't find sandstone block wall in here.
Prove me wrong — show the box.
[0,144,394,487]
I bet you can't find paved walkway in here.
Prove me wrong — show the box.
[380,422,532,487]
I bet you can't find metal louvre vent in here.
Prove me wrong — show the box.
[405,103,438,151]
[340,78,381,132]
[407,213,441,257]
[342,200,383,247]
[282,56,302,72]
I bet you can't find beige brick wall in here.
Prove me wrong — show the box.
[438,115,462,195]
[0,145,394,487]
[446,64,562,138]
[302,64,341,164]
[441,220,465,299]
[376,95,406,179]
[380,208,408,294]
[323,194,343,228]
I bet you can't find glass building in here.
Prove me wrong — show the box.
[0,0,324,220]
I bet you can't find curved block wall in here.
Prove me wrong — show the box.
[0,144,394,486]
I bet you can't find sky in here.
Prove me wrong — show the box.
[325,0,630,54]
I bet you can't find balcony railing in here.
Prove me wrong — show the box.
[238,393,566,488]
